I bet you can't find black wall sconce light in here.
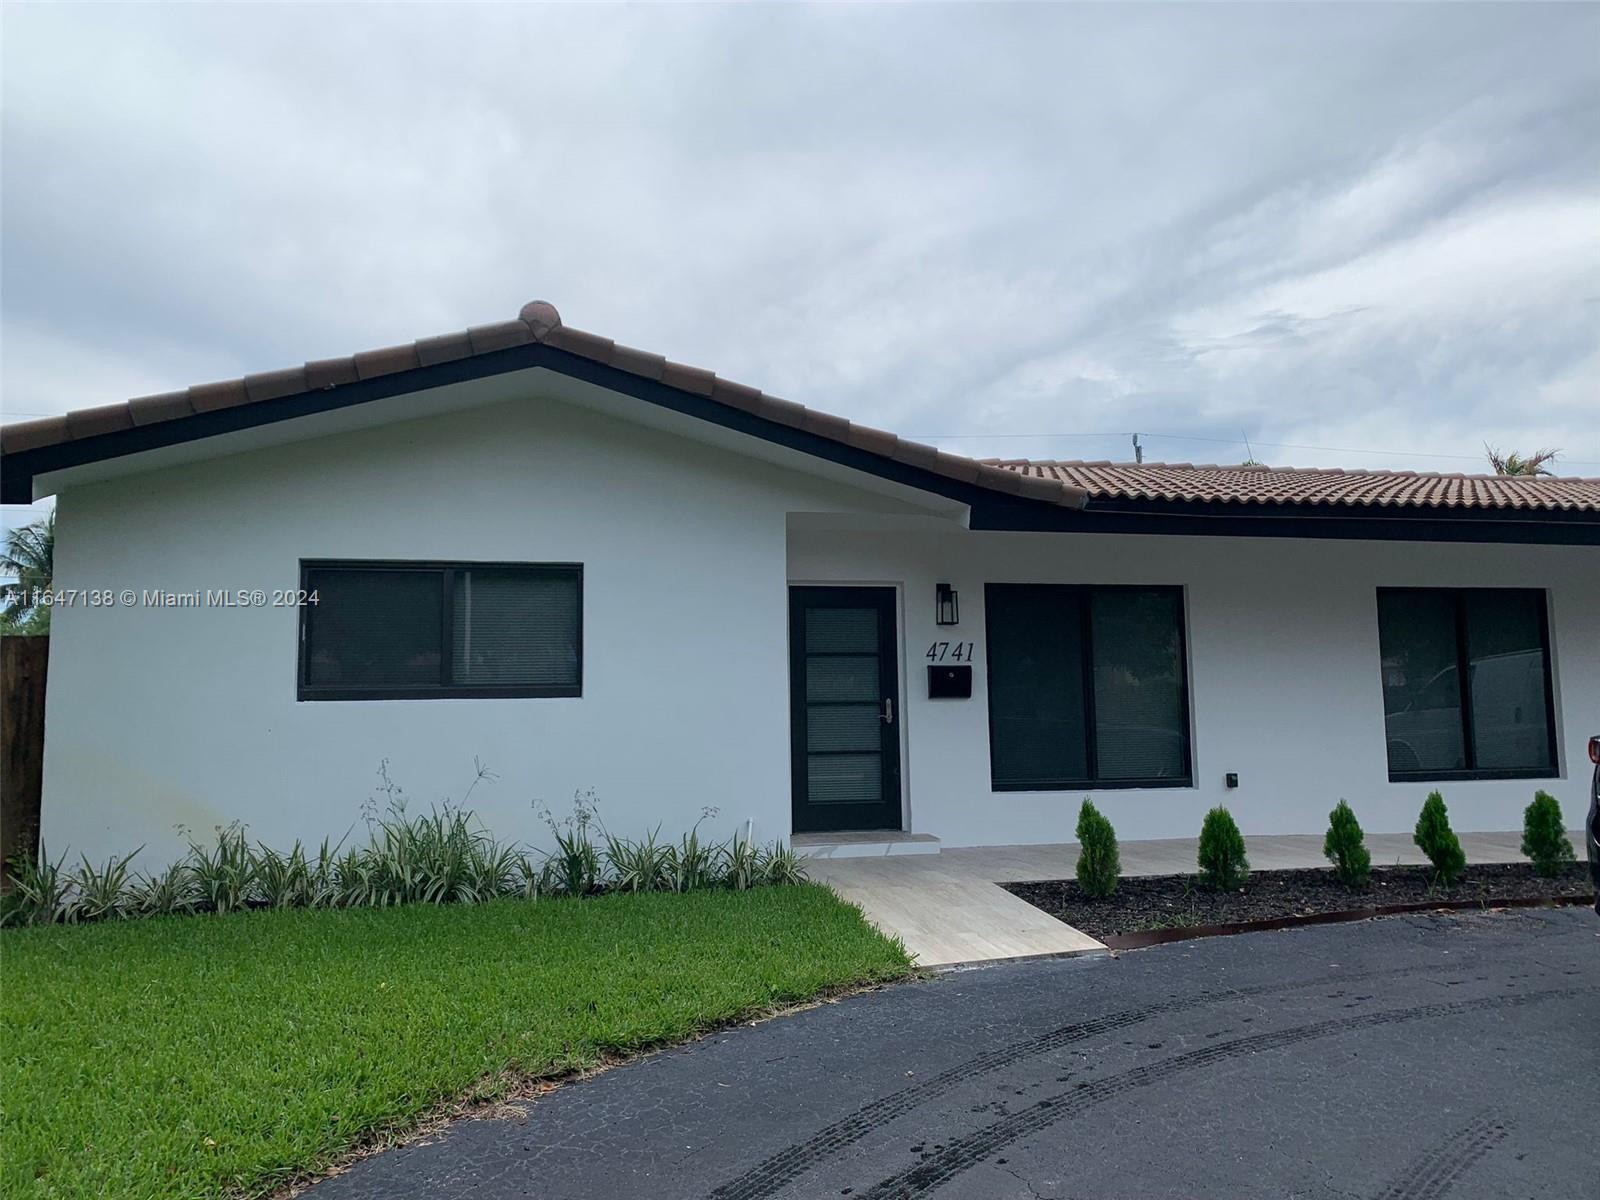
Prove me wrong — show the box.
[936,583,959,626]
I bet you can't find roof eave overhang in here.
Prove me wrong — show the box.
[969,494,1600,546]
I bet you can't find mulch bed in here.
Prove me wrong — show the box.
[1004,862,1595,946]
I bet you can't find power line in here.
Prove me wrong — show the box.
[906,430,1600,468]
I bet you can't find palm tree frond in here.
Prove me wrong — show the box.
[1485,444,1560,477]
[0,510,54,626]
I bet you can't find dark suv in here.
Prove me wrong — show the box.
[1588,736,1600,913]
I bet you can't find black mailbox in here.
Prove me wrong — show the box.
[927,664,972,699]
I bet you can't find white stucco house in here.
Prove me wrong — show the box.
[3,300,1597,864]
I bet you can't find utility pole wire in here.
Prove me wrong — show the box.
[905,429,1600,469]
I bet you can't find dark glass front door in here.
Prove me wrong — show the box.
[789,587,902,833]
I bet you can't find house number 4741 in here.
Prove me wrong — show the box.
[925,641,975,663]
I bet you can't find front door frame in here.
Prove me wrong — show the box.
[788,584,905,834]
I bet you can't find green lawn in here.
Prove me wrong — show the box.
[0,884,910,1199]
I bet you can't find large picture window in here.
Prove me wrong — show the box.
[985,584,1191,790]
[298,561,582,700]
[1376,588,1555,781]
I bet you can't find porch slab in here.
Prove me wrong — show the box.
[807,830,1561,969]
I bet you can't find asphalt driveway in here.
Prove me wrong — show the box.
[308,908,1598,1200]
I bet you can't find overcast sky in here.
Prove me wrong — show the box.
[3,3,1597,532]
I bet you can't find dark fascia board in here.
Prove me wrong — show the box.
[5,347,1598,546]
[971,494,1600,546]
[0,343,998,513]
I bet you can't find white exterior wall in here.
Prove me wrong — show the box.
[788,527,1600,845]
[40,395,913,865]
[38,386,1600,862]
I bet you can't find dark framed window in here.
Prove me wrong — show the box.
[1376,587,1555,781]
[298,561,582,701]
[985,584,1192,790]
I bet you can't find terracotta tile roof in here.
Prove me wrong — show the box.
[1,298,1593,517]
[983,459,1600,513]
[0,300,1086,509]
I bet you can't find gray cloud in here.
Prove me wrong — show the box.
[3,1,1596,540]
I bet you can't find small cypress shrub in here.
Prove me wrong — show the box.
[1075,799,1120,899]
[1521,790,1574,878]
[1322,799,1371,889]
[1197,806,1249,891]
[1413,790,1466,886]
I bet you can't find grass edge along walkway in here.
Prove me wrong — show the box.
[1,883,911,1200]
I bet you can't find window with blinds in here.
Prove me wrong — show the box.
[985,584,1191,790]
[299,561,581,700]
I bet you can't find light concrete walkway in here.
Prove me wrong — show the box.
[808,830,1556,969]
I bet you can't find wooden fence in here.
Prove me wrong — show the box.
[1,635,49,872]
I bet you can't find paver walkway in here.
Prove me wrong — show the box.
[807,830,1563,967]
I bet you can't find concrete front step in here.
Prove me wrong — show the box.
[792,831,943,859]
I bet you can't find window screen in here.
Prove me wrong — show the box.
[1376,588,1554,780]
[302,568,443,689]
[985,585,1190,789]
[300,562,581,700]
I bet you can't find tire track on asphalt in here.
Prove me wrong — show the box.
[851,987,1579,1200]
[708,963,1437,1200]
[1373,1111,1510,1200]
